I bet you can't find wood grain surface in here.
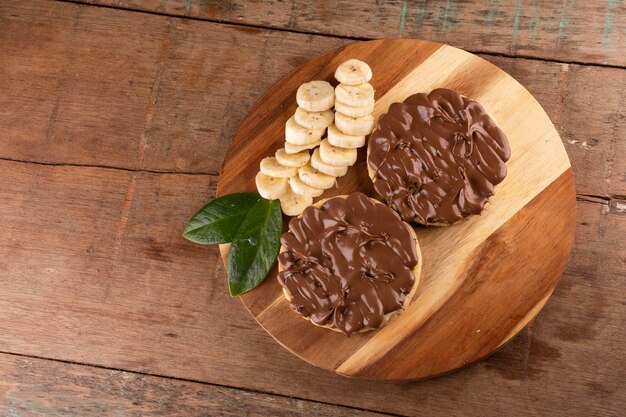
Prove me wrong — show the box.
[217,39,577,379]
[0,0,624,415]
[0,353,389,417]
[0,161,623,415]
[84,0,626,67]
[2,1,624,197]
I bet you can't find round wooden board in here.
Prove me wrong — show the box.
[217,39,576,381]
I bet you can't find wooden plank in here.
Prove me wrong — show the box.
[0,159,623,416]
[84,0,626,67]
[1,1,625,197]
[0,0,350,174]
[0,353,389,417]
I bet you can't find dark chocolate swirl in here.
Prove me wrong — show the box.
[367,88,511,225]
[277,193,418,336]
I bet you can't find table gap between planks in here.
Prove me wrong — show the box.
[0,1,625,416]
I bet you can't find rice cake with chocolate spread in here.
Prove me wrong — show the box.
[367,88,511,226]
[277,193,421,336]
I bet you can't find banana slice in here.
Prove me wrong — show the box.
[289,176,324,197]
[255,172,288,200]
[334,112,375,136]
[311,148,348,177]
[275,148,310,167]
[334,59,373,85]
[285,116,324,145]
[299,162,336,190]
[335,83,374,107]
[294,107,334,130]
[296,81,335,112]
[334,99,375,118]
[279,189,313,217]
[319,138,357,167]
[327,124,366,148]
[284,140,320,154]
[259,156,298,178]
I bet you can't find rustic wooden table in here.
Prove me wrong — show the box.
[1,1,624,416]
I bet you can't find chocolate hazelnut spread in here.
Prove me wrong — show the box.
[277,193,419,336]
[368,88,511,225]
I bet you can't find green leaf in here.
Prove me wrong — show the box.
[227,198,282,296]
[183,193,262,244]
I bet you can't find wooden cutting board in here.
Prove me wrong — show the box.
[216,39,576,381]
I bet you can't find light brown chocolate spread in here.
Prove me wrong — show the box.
[368,88,511,225]
[277,193,418,336]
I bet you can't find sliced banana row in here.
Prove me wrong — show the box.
[333,59,375,142]
[283,81,337,214]
[257,81,336,215]
[256,60,375,217]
